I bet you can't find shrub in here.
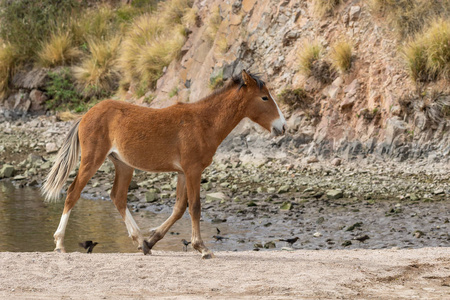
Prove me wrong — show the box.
[330,40,352,72]
[0,0,82,60]
[313,0,341,18]
[278,88,310,110]
[369,0,450,38]
[204,6,222,44]
[45,68,83,111]
[404,18,450,82]
[72,36,121,98]
[297,40,322,76]
[160,0,194,27]
[38,32,81,67]
[209,70,224,90]
[0,44,18,98]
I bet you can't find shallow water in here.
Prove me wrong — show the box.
[0,182,246,253]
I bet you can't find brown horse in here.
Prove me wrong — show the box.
[42,70,286,258]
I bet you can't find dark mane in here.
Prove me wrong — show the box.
[212,72,265,96]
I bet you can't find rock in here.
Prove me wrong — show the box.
[206,192,228,203]
[145,189,159,203]
[277,185,290,194]
[29,89,48,111]
[40,161,52,170]
[129,181,139,190]
[12,68,49,89]
[247,201,257,207]
[202,182,212,191]
[280,201,292,210]
[306,156,319,164]
[313,232,322,237]
[326,189,343,199]
[413,230,425,238]
[434,189,444,195]
[342,240,352,247]
[263,241,276,249]
[349,6,361,21]
[331,158,342,166]
[385,117,407,145]
[0,164,15,178]
[253,243,263,249]
[45,143,58,154]
[161,184,172,191]
[345,222,363,231]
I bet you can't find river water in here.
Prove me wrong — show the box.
[0,182,243,253]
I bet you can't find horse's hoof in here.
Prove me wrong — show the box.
[54,248,65,253]
[202,252,215,259]
[142,241,151,255]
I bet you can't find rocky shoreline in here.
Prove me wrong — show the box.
[1,115,449,251]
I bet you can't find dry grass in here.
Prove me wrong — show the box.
[72,36,121,97]
[404,18,450,82]
[182,6,198,28]
[216,35,229,54]
[369,0,450,38]
[56,110,81,121]
[204,6,222,44]
[330,40,352,72]
[298,40,322,75]
[38,32,81,67]
[0,43,18,98]
[414,90,450,124]
[313,0,341,18]
[160,0,194,27]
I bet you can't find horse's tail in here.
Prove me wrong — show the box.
[42,118,82,202]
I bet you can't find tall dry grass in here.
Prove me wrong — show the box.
[313,0,341,18]
[298,40,322,75]
[0,43,18,98]
[330,40,352,72]
[38,32,81,67]
[404,18,450,82]
[72,36,122,97]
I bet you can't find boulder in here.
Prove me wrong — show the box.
[0,164,15,178]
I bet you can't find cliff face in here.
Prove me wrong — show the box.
[149,0,450,161]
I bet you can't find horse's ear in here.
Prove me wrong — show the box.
[241,69,255,86]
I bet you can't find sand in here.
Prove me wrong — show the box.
[0,248,449,299]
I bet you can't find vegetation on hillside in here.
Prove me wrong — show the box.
[0,0,193,110]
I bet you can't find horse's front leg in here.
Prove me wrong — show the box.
[145,173,188,250]
[186,169,214,259]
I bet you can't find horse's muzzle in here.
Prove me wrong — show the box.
[272,124,286,136]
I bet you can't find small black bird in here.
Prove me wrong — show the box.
[79,241,98,254]
[181,239,191,251]
[212,235,228,242]
[279,237,299,246]
[353,235,370,244]
[216,227,221,234]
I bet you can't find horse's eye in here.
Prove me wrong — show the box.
[262,96,269,101]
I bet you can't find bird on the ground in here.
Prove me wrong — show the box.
[353,235,370,244]
[79,241,98,254]
[279,237,299,246]
[181,239,191,251]
[212,235,229,242]
[216,227,221,234]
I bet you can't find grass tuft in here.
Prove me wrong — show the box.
[297,40,322,76]
[313,0,341,18]
[0,43,18,98]
[369,0,450,38]
[72,36,121,97]
[330,40,352,72]
[204,6,222,44]
[403,18,450,82]
[38,32,81,67]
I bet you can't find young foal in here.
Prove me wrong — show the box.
[42,70,286,258]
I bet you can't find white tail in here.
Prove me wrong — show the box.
[41,119,81,202]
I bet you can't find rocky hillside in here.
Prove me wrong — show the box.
[1,0,449,162]
[150,0,450,162]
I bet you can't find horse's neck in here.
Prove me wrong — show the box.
[197,89,246,147]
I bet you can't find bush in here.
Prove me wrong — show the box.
[278,88,309,110]
[38,32,81,67]
[330,40,352,72]
[72,36,121,97]
[313,0,341,18]
[0,0,82,60]
[369,0,450,38]
[204,6,222,44]
[45,68,83,111]
[404,18,450,82]
[297,40,322,76]
[0,44,18,98]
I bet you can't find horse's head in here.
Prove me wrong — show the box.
[240,70,287,136]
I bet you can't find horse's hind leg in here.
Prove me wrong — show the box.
[146,173,188,251]
[109,155,146,253]
[54,152,107,252]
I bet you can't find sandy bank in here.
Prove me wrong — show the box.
[0,248,449,299]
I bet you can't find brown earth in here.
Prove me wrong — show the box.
[0,248,449,299]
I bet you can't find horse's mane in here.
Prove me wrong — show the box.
[197,71,265,104]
